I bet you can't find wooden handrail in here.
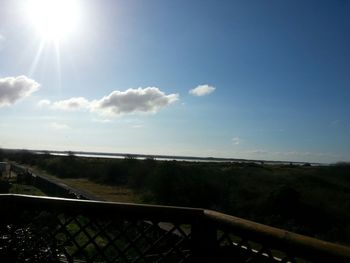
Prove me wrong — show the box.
[205,210,350,262]
[0,194,203,221]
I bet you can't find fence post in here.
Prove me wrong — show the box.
[191,214,218,262]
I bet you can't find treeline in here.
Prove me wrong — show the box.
[2,149,350,245]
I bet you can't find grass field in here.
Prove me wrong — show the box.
[28,165,142,203]
[9,183,46,196]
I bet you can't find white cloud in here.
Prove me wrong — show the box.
[131,124,144,129]
[189,84,216,96]
[38,99,51,107]
[52,97,90,111]
[49,122,71,130]
[232,137,242,145]
[0,75,40,107]
[91,87,179,116]
[0,34,5,49]
[245,149,268,155]
[40,87,179,117]
[330,119,347,128]
[92,118,112,123]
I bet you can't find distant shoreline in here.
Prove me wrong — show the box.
[2,148,323,166]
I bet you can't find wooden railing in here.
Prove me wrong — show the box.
[1,194,350,262]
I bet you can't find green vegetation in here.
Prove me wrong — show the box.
[9,184,46,196]
[2,149,350,245]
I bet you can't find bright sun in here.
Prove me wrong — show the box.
[26,0,81,41]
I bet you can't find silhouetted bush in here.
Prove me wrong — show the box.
[0,180,10,193]
[0,148,4,162]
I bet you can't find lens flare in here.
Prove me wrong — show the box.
[25,0,81,41]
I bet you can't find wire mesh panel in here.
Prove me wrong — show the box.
[0,210,192,263]
[0,211,60,262]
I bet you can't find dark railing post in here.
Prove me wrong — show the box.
[191,215,218,262]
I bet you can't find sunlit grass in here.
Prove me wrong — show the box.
[9,183,46,196]
[64,178,141,203]
[29,165,141,203]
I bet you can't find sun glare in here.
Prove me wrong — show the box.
[25,0,81,41]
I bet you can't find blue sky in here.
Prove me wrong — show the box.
[0,0,349,163]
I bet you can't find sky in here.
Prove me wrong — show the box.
[0,0,349,163]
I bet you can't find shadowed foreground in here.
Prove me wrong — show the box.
[1,194,350,263]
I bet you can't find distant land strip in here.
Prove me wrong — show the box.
[2,148,324,166]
